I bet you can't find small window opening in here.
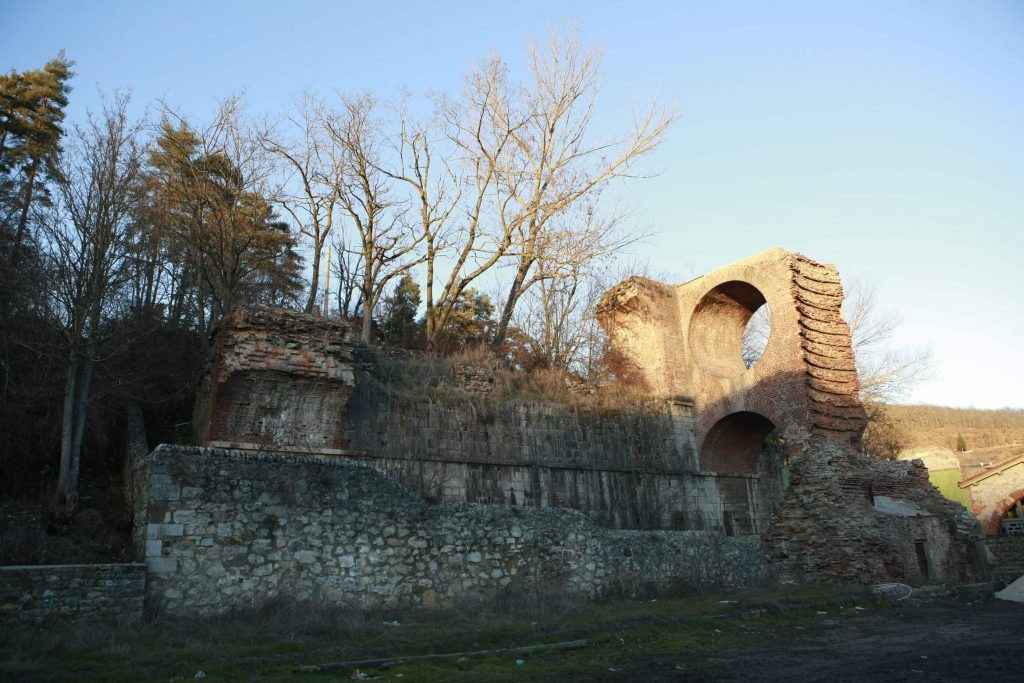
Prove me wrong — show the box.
[723,511,735,537]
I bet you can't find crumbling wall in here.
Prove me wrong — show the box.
[193,306,355,451]
[135,445,766,616]
[765,439,989,584]
[597,248,988,584]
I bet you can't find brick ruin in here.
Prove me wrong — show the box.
[131,247,988,615]
[594,247,867,456]
[192,306,355,453]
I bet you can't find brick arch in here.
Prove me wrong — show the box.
[699,411,777,474]
[984,487,1024,534]
[687,280,769,379]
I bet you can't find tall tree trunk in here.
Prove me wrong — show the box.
[360,294,373,343]
[54,347,80,517]
[304,243,322,313]
[12,161,38,261]
[492,259,531,347]
[68,345,94,493]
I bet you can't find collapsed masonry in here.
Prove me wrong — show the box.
[134,248,987,616]
[595,247,986,583]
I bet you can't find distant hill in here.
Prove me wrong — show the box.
[884,404,1024,453]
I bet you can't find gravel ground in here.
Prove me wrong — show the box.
[598,595,1024,682]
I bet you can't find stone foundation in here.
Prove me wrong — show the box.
[134,445,766,616]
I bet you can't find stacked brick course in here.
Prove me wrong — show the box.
[0,563,146,623]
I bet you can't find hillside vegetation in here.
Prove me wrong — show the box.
[884,404,1024,452]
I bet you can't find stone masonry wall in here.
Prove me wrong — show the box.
[346,360,785,534]
[135,445,766,617]
[0,563,146,623]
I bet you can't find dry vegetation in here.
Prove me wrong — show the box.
[365,344,654,414]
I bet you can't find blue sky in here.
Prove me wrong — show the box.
[5,1,1022,408]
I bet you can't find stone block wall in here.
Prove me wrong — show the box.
[134,445,766,617]
[346,366,785,534]
[0,563,146,623]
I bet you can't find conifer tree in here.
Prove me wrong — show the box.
[0,52,74,258]
[378,274,422,348]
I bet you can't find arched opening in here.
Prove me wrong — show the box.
[997,493,1024,535]
[742,304,772,369]
[700,411,777,475]
[688,281,770,377]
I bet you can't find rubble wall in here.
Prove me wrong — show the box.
[765,439,989,584]
[135,445,766,616]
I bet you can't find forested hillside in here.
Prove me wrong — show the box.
[884,404,1024,452]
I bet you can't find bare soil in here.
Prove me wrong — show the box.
[593,597,1024,682]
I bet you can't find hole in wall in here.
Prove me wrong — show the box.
[742,303,771,369]
[688,280,770,378]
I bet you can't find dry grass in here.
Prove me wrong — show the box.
[364,343,654,414]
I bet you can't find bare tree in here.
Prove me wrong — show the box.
[486,29,675,346]
[843,280,932,404]
[380,98,500,347]
[323,94,423,342]
[46,93,143,515]
[511,203,630,371]
[261,93,343,313]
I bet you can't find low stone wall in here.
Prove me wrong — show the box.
[0,563,146,623]
[135,445,766,616]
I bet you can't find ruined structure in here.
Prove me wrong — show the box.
[129,247,988,617]
[192,306,355,452]
[595,247,867,458]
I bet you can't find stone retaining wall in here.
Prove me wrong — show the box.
[0,563,146,623]
[135,445,766,617]
[347,363,785,534]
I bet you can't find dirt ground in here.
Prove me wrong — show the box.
[594,596,1024,682]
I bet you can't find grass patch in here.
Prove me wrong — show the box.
[1,584,872,681]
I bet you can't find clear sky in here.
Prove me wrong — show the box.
[4,1,1022,409]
